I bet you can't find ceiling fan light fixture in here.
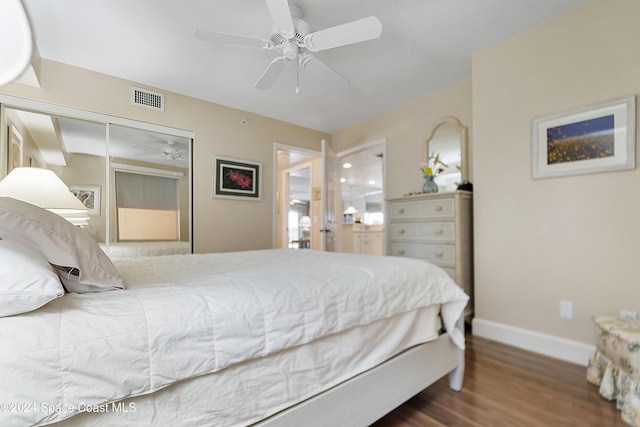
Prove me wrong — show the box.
[282,40,298,60]
[194,0,383,92]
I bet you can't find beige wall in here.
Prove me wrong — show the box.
[333,0,640,352]
[472,0,640,345]
[0,59,330,253]
[333,79,472,199]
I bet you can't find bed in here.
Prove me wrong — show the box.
[0,197,469,427]
[98,241,191,260]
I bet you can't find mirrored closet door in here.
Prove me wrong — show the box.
[0,96,193,250]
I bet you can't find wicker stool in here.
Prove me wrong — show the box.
[587,316,640,426]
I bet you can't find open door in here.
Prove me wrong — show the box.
[321,139,341,252]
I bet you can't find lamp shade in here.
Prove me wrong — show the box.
[0,168,89,226]
[299,216,311,228]
[343,185,358,215]
[343,205,358,215]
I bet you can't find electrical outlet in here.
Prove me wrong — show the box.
[560,300,573,320]
[620,310,638,321]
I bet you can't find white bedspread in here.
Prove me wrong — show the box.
[0,249,468,427]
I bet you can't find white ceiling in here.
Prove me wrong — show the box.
[9,108,190,168]
[21,0,589,134]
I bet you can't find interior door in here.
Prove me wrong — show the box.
[321,139,341,251]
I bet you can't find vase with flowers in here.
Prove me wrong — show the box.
[420,153,448,194]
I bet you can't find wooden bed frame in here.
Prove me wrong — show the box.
[257,316,465,427]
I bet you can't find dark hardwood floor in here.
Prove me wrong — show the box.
[371,334,626,427]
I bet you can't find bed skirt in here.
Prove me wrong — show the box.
[51,305,442,427]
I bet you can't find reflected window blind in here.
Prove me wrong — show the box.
[115,171,177,210]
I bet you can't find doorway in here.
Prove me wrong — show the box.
[286,165,311,248]
[337,138,386,255]
[274,144,321,249]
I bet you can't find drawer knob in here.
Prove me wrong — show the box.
[435,205,443,212]
[398,250,405,255]
[435,229,443,235]
[399,229,405,235]
[399,208,405,214]
[435,251,444,258]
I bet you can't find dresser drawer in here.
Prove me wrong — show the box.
[389,198,454,220]
[389,222,454,243]
[389,243,455,266]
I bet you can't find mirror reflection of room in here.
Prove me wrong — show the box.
[1,106,192,251]
[425,116,468,193]
[339,143,385,256]
[428,125,462,192]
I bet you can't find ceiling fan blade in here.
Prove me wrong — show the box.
[193,29,273,49]
[303,16,382,52]
[264,0,295,38]
[133,143,160,153]
[300,54,349,90]
[255,57,289,90]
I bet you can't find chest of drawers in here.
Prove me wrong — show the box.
[387,191,473,317]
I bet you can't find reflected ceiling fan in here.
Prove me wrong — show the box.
[134,140,186,161]
[193,0,382,92]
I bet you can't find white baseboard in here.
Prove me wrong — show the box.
[471,318,595,367]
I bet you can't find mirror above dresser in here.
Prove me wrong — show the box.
[424,116,469,193]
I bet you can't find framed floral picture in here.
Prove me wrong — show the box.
[532,95,635,179]
[213,156,262,200]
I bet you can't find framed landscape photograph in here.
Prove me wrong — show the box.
[70,185,101,216]
[213,156,262,200]
[532,95,635,179]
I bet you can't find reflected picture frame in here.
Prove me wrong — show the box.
[532,95,635,179]
[70,184,101,216]
[8,125,23,172]
[213,156,262,201]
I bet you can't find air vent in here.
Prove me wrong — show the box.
[130,86,164,112]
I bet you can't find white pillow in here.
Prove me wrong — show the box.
[0,197,124,293]
[0,239,65,317]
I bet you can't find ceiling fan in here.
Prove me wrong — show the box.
[193,0,382,91]
[134,140,186,161]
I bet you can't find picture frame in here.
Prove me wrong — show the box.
[532,95,635,179]
[70,185,101,216]
[213,156,262,200]
[8,125,23,172]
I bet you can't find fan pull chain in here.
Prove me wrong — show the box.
[295,57,300,94]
